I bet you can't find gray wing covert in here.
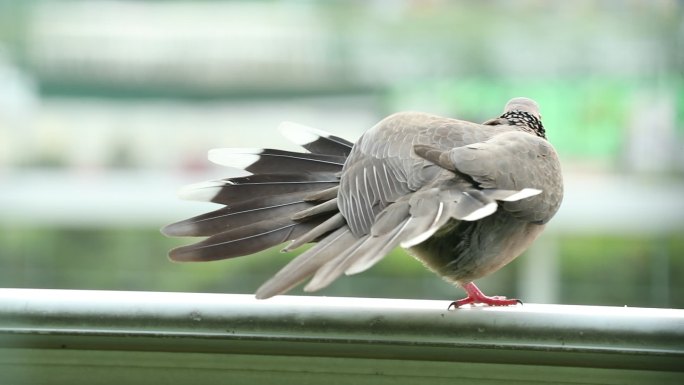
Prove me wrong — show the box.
[337,111,503,237]
[337,112,434,237]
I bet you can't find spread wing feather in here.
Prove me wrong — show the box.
[165,124,348,265]
[162,191,314,237]
[209,148,346,174]
[278,121,354,156]
[169,216,328,262]
[255,226,356,299]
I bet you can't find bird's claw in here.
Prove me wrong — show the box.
[448,282,523,309]
[448,296,522,309]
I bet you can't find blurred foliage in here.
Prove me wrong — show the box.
[389,77,683,166]
[559,235,684,308]
[1,227,682,308]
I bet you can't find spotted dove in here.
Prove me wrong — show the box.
[163,97,564,307]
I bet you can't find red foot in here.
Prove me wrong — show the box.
[448,282,523,309]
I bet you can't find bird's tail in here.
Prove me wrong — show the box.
[162,122,353,262]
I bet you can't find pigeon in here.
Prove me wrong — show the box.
[162,97,563,308]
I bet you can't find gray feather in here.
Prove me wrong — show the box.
[283,212,346,252]
[303,235,369,291]
[181,173,339,205]
[304,186,339,201]
[343,218,411,276]
[291,198,339,221]
[447,131,563,223]
[255,226,355,299]
[162,191,314,237]
[169,216,325,262]
[209,148,345,174]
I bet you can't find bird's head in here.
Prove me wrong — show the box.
[504,97,541,120]
[501,97,545,139]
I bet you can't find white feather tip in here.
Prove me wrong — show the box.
[177,180,230,201]
[208,148,263,169]
[461,202,498,221]
[501,188,542,201]
[278,121,330,146]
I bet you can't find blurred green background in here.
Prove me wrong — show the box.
[0,0,682,308]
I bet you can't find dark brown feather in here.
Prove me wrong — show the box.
[209,173,339,205]
[162,191,316,237]
[169,216,329,262]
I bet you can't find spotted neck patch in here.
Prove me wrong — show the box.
[500,111,546,139]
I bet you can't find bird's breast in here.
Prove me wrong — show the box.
[407,211,546,284]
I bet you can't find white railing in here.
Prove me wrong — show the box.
[1,289,682,384]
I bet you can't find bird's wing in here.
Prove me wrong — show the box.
[442,131,564,224]
[257,112,532,297]
[336,111,510,237]
[163,123,352,263]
